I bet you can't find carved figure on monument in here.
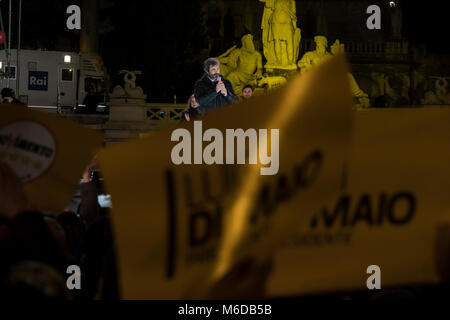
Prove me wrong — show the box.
[330,39,370,108]
[112,70,147,99]
[258,76,287,91]
[217,34,263,96]
[422,77,450,105]
[330,39,345,56]
[297,35,331,73]
[260,0,301,70]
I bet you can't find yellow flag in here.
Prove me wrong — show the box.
[97,54,353,299]
[267,107,450,296]
[0,105,104,214]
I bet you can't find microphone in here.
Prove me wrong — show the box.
[216,75,226,96]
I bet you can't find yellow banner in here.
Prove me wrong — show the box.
[98,54,354,299]
[0,105,104,214]
[267,107,450,297]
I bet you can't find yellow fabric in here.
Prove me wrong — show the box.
[268,108,450,296]
[0,105,104,214]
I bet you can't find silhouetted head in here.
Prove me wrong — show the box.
[1,261,71,300]
[8,211,69,274]
[187,94,199,109]
[1,88,15,99]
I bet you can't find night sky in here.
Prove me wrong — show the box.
[0,0,448,102]
[401,0,450,53]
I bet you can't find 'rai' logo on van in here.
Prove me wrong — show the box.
[28,71,48,91]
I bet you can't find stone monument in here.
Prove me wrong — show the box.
[217,34,263,96]
[422,77,450,105]
[110,70,147,122]
[330,39,370,108]
[260,0,301,71]
[104,70,156,141]
[112,70,147,100]
[297,36,370,107]
[297,35,332,73]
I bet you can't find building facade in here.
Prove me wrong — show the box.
[204,0,449,106]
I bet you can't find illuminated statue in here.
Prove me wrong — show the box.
[330,39,370,108]
[258,76,287,91]
[260,0,301,70]
[297,35,332,73]
[298,36,370,107]
[112,70,147,99]
[218,34,263,96]
[348,74,370,108]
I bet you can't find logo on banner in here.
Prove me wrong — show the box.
[28,71,48,91]
[0,121,56,182]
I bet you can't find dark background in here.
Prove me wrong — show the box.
[0,0,448,103]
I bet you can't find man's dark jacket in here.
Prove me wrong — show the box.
[194,74,238,115]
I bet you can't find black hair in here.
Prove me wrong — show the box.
[1,88,14,98]
[203,57,220,73]
[242,84,254,92]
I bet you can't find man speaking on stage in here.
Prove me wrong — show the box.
[194,57,238,115]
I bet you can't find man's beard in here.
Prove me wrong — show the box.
[208,73,220,82]
[243,42,255,52]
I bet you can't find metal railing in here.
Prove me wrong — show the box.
[145,103,186,125]
[299,38,409,58]
[212,36,409,62]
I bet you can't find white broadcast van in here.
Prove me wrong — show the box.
[0,49,108,112]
